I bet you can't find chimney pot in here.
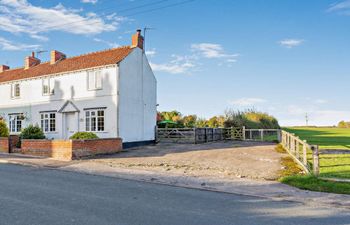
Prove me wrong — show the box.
[131,29,144,50]
[0,65,10,73]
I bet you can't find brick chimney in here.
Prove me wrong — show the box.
[24,52,41,69]
[50,50,66,64]
[131,29,144,50]
[0,65,10,73]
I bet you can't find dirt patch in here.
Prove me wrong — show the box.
[89,141,285,181]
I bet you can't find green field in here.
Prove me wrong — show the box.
[284,127,350,150]
[284,127,350,180]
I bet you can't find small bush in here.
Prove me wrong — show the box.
[20,125,45,139]
[70,132,99,140]
[0,120,9,137]
[224,109,280,129]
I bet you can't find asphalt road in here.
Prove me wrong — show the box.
[0,164,349,225]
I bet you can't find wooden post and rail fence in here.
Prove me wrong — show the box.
[281,130,319,175]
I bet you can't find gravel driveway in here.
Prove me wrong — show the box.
[90,141,283,181]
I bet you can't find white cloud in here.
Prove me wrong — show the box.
[0,0,120,41]
[150,55,195,74]
[315,99,328,104]
[150,43,237,75]
[81,0,98,4]
[93,38,119,48]
[191,43,239,62]
[279,39,304,48]
[0,37,40,51]
[145,49,156,57]
[328,0,350,14]
[230,98,267,106]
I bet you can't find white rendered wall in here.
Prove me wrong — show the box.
[118,48,157,143]
[0,66,119,139]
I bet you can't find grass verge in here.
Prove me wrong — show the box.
[275,144,350,195]
[280,175,350,195]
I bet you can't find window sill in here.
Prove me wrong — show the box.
[87,88,103,91]
[85,131,108,133]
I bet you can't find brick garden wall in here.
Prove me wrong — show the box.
[21,138,123,161]
[0,137,9,153]
[72,138,123,159]
[21,139,73,160]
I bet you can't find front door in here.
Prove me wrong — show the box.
[64,112,78,139]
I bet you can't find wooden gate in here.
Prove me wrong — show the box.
[157,128,196,143]
[224,127,244,140]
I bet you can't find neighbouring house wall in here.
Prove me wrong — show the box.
[118,48,157,143]
[0,137,9,153]
[0,66,119,139]
[21,138,122,160]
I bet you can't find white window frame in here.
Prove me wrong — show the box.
[11,83,21,99]
[85,109,105,132]
[87,70,103,91]
[40,112,56,133]
[42,77,54,96]
[9,114,23,133]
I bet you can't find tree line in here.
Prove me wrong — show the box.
[157,109,280,129]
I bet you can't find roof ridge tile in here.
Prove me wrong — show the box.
[0,46,133,83]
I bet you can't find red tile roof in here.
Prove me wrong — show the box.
[0,46,133,83]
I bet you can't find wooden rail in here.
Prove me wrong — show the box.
[281,130,319,175]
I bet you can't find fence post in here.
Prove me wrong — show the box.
[295,138,300,159]
[291,136,294,153]
[260,129,264,141]
[277,129,282,142]
[312,145,320,176]
[205,128,208,143]
[303,141,307,165]
[242,126,246,141]
[194,128,197,144]
[249,130,252,140]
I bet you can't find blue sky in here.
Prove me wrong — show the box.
[1,0,350,126]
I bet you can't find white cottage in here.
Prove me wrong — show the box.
[0,30,157,147]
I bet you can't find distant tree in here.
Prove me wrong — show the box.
[160,111,182,122]
[196,118,208,128]
[207,116,226,128]
[338,121,350,128]
[157,112,163,123]
[182,115,197,128]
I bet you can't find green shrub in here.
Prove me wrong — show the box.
[70,132,99,140]
[224,109,280,129]
[0,120,9,137]
[20,125,45,139]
